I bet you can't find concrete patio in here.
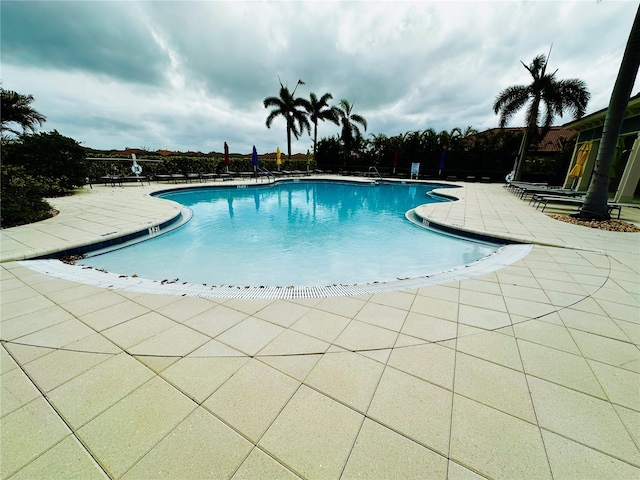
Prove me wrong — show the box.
[1,179,639,479]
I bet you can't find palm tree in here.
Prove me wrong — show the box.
[493,53,590,180]
[335,99,367,163]
[578,6,640,220]
[264,80,310,160]
[305,92,339,158]
[1,88,46,137]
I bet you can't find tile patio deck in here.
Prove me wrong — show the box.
[1,179,639,479]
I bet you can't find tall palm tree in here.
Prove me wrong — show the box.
[305,92,339,158]
[579,5,640,220]
[264,80,310,160]
[1,88,46,137]
[335,99,367,163]
[493,53,590,180]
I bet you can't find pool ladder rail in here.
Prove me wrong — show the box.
[369,166,382,184]
[257,166,276,184]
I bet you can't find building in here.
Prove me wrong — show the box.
[562,92,640,202]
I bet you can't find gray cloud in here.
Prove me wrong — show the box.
[2,1,638,154]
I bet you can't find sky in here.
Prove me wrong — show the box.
[2,1,639,155]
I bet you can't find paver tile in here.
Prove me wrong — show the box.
[259,385,363,479]
[101,312,177,350]
[314,296,366,318]
[258,354,323,382]
[0,397,71,479]
[305,350,385,413]
[0,305,73,342]
[0,368,41,418]
[47,352,154,429]
[588,360,640,411]
[12,319,95,349]
[387,342,456,390]
[512,319,581,354]
[121,408,252,480]
[232,448,301,479]
[155,296,218,322]
[254,301,311,327]
[342,418,448,479]
[354,302,408,331]
[216,317,283,356]
[528,376,640,466]
[9,435,108,480]
[182,304,248,337]
[79,300,150,331]
[77,376,195,479]
[258,328,330,357]
[161,356,249,403]
[291,309,350,343]
[570,329,640,372]
[402,312,458,342]
[204,359,300,441]
[455,352,536,422]
[333,320,398,352]
[456,329,523,371]
[22,349,113,393]
[542,429,640,480]
[518,339,607,398]
[368,366,452,455]
[458,304,512,330]
[450,394,552,480]
[127,324,210,356]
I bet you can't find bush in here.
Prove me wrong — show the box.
[1,163,53,227]
[3,131,90,196]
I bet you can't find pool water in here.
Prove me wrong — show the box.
[79,181,500,287]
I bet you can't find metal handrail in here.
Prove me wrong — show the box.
[257,166,275,184]
[369,166,383,180]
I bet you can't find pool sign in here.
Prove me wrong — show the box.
[411,162,420,179]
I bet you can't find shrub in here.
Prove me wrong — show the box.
[3,131,90,196]
[1,163,53,227]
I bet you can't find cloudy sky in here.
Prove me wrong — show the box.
[2,1,638,155]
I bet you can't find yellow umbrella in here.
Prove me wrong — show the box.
[276,147,281,171]
[568,142,591,178]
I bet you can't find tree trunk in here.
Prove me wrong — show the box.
[514,96,540,181]
[578,6,640,219]
[313,122,318,158]
[286,124,292,161]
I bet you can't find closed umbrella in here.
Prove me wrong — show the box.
[438,151,445,176]
[393,151,398,174]
[276,146,281,171]
[306,149,311,171]
[252,145,258,170]
[224,142,231,172]
[568,142,591,190]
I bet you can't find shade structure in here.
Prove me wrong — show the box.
[568,142,591,178]
[224,142,231,172]
[276,147,281,170]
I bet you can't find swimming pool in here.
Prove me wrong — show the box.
[77,180,505,292]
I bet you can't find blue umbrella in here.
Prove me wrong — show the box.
[252,146,258,180]
[252,146,258,168]
[438,151,445,176]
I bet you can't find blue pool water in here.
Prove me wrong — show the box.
[79,181,500,287]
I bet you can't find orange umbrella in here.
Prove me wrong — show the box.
[568,142,591,178]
